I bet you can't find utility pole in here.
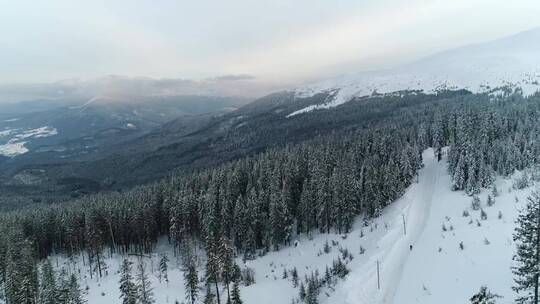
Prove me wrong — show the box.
[377,260,380,290]
[402,214,407,235]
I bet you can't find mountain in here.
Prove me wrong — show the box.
[3,27,540,202]
[291,27,540,116]
[0,95,243,158]
[0,95,245,200]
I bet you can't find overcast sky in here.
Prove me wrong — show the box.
[0,0,539,99]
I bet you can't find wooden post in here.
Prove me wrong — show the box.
[377,260,380,290]
[402,214,407,235]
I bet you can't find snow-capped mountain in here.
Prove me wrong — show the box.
[292,27,540,116]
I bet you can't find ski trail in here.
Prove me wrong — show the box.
[335,148,442,304]
[382,150,441,303]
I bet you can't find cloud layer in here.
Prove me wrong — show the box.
[1,0,540,98]
[0,75,284,103]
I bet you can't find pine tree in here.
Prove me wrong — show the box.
[269,174,291,249]
[203,283,215,304]
[298,282,306,301]
[5,234,38,304]
[230,281,242,304]
[291,267,299,288]
[66,273,86,304]
[305,275,319,304]
[513,190,540,304]
[38,259,57,304]
[219,237,236,303]
[119,259,137,304]
[469,286,501,304]
[57,268,71,304]
[182,243,199,304]
[159,255,169,285]
[136,262,155,304]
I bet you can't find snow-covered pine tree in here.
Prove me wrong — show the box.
[38,259,57,304]
[5,233,38,304]
[67,273,86,304]
[298,282,306,301]
[230,281,243,304]
[291,267,299,288]
[219,237,236,303]
[136,262,155,304]
[513,190,540,304]
[159,255,169,285]
[119,259,137,304]
[469,286,501,304]
[56,268,69,303]
[182,242,199,304]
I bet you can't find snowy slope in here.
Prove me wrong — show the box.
[392,162,530,303]
[291,27,540,116]
[0,126,58,157]
[40,149,531,304]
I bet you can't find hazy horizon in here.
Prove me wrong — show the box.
[1,0,540,102]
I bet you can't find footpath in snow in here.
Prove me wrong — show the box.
[326,148,440,304]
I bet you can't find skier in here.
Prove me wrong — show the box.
[409,244,413,251]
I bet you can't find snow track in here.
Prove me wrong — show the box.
[332,149,441,304]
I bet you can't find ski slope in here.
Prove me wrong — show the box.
[43,148,530,304]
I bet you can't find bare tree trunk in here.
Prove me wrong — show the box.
[226,278,231,304]
[214,280,221,304]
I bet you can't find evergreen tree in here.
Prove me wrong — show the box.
[57,268,71,304]
[136,262,154,304]
[66,274,86,304]
[5,234,38,304]
[182,243,199,304]
[230,281,242,304]
[38,259,57,304]
[203,283,215,304]
[291,267,299,288]
[469,286,501,304]
[119,259,137,304]
[159,255,169,285]
[513,190,540,304]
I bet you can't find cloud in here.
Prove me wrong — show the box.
[0,75,282,103]
[213,74,256,81]
[1,0,539,94]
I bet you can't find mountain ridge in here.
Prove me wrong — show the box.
[291,27,540,116]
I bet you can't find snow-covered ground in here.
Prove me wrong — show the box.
[42,148,531,304]
[0,126,57,157]
[392,161,529,304]
[290,27,540,116]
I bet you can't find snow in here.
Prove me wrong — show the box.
[0,141,28,157]
[38,148,532,304]
[392,160,530,303]
[0,126,57,157]
[15,126,58,139]
[69,95,111,110]
[0,129,15,138]
[291,28,540,116]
